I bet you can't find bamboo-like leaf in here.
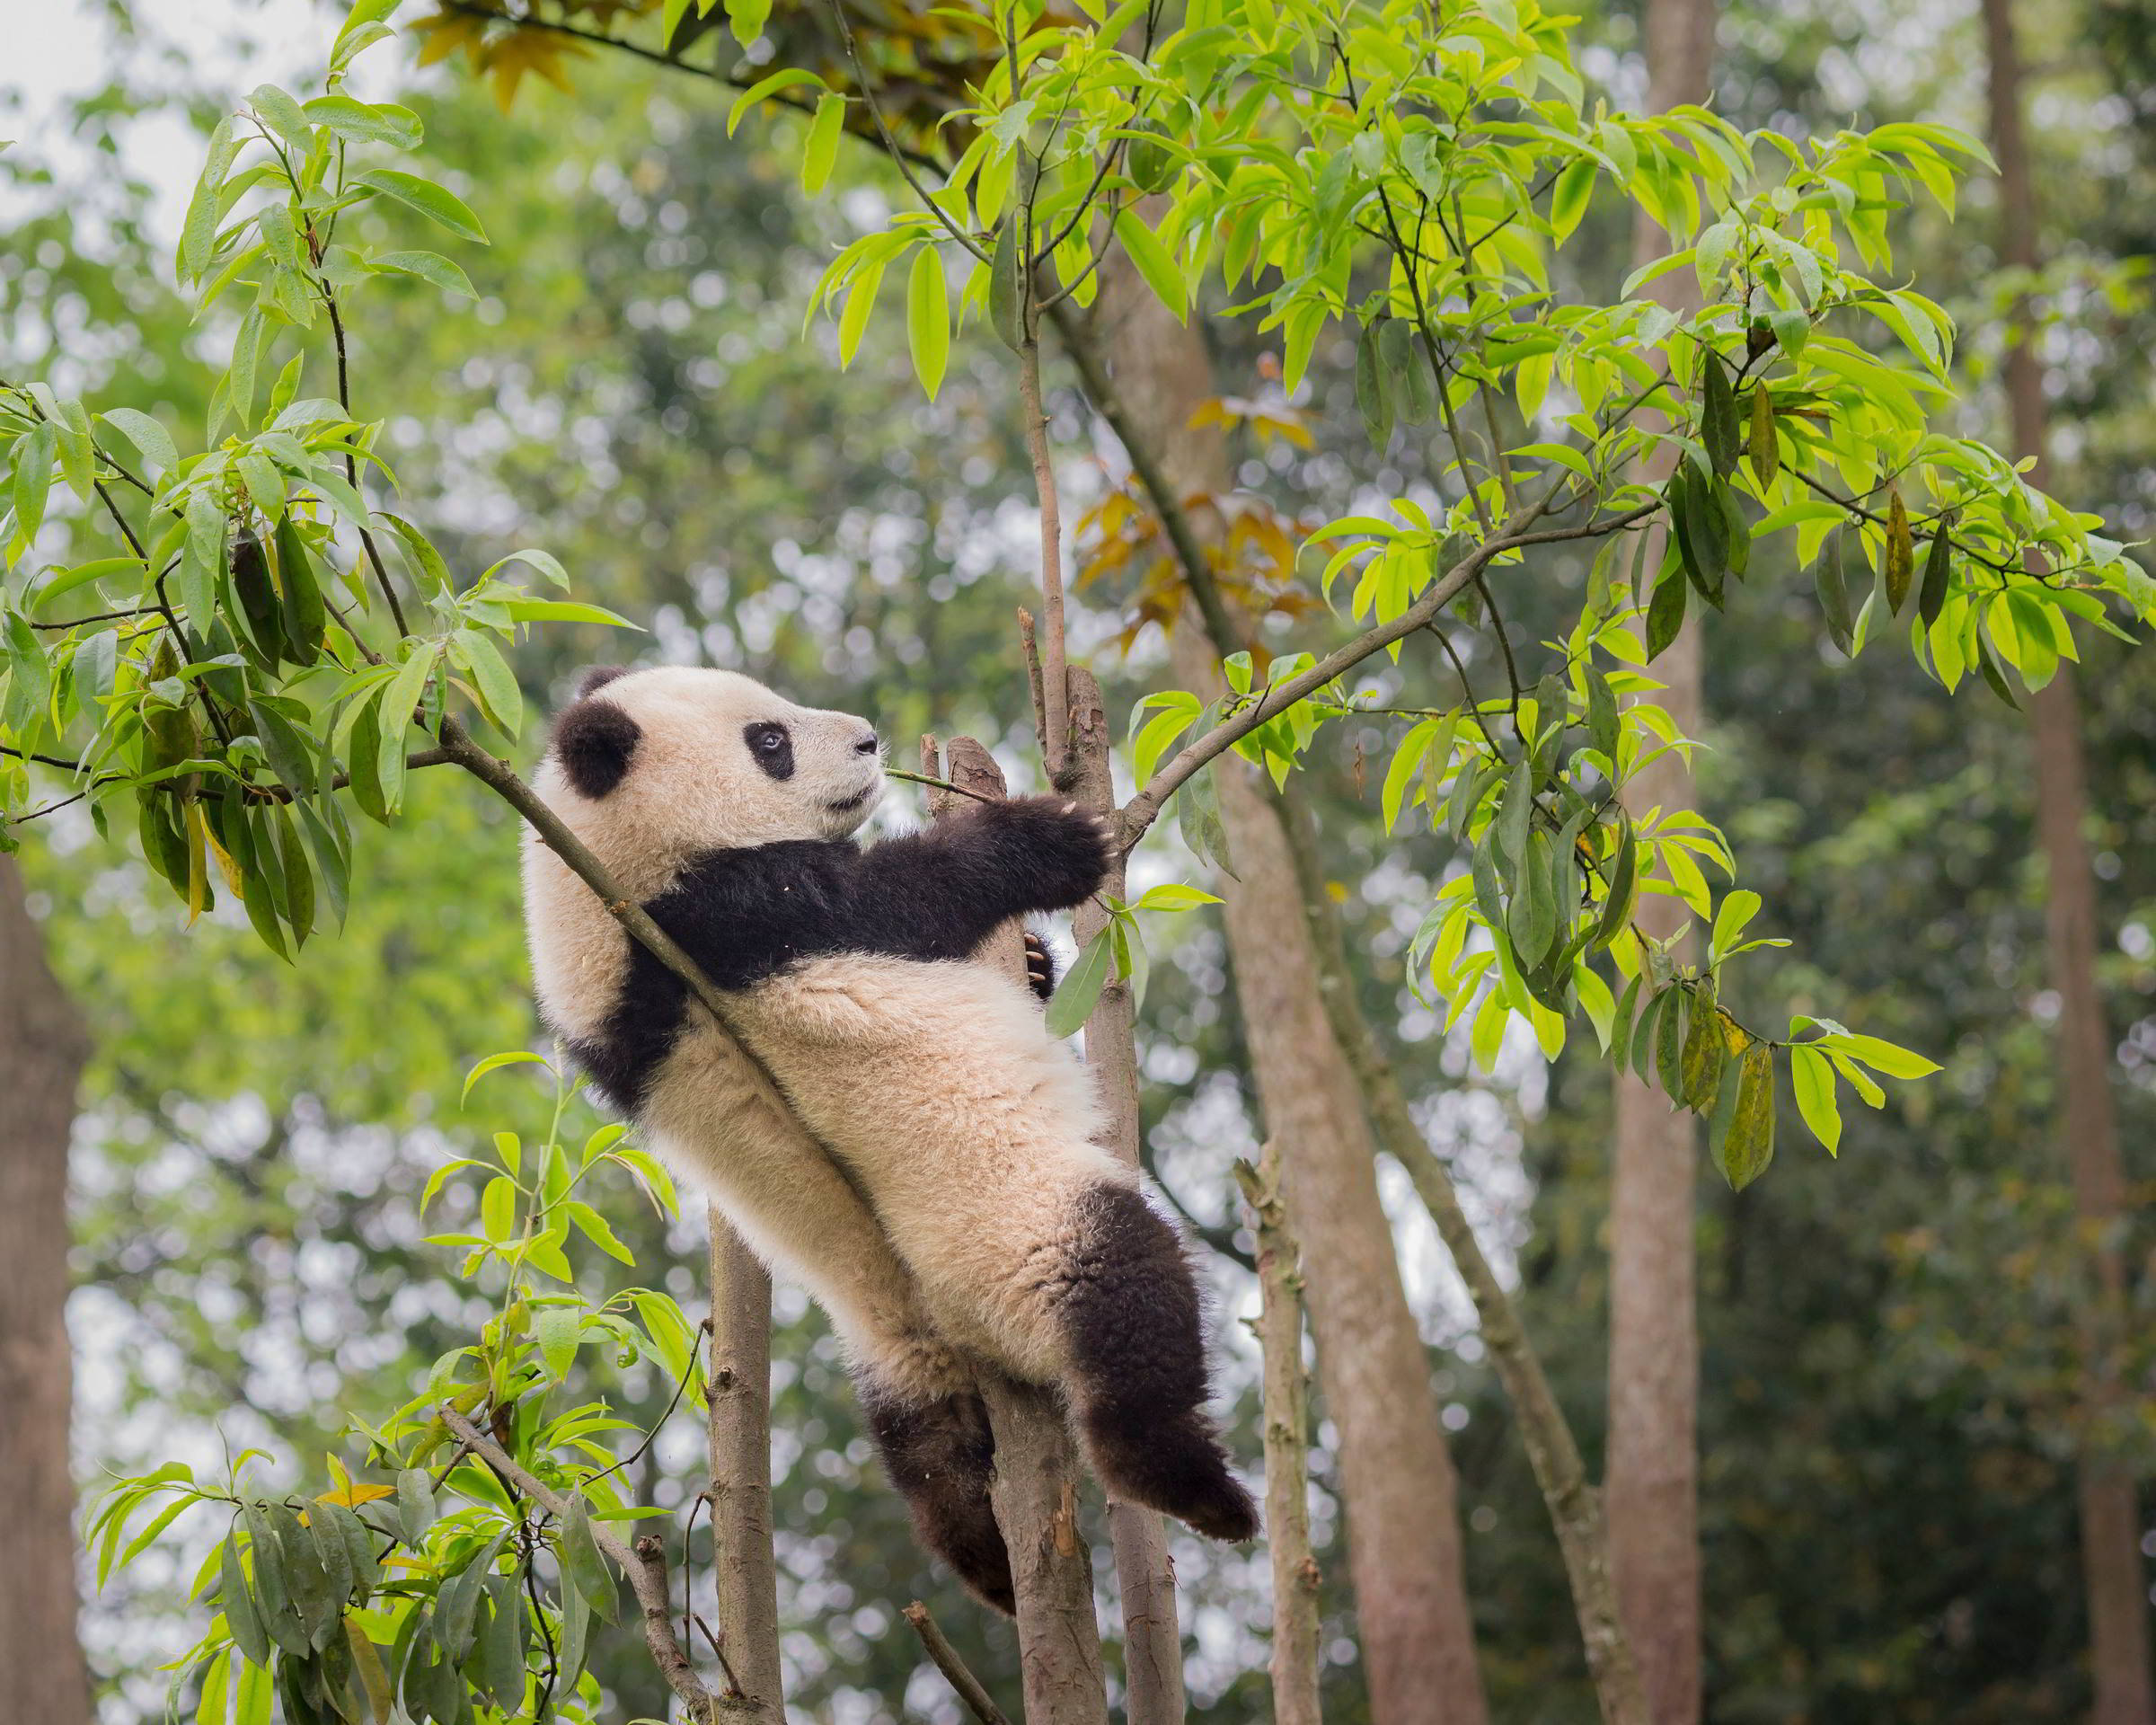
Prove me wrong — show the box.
[1746,386,1778,485]
[353,170,488,244]
[1112,208,1186,320]
[1918,529,1952,626]
[988,215,1023,351]
[1885,491,1915,615]
[1718,1041,1777,1190]
[1044,928,1112,1039]
[1815,529,1855,655]
[1701,354,1740,476]
[905,244,950,401]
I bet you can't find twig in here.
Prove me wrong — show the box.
[1017,335,1074,785]
[1116,501,1659,842]
[902,1601,1011,1725]
[439,1406,744,1720]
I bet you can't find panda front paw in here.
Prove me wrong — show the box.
[983,796,1117,910]
[1023,931,1057,1002]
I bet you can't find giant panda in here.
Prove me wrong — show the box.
[521,665,1258,1611]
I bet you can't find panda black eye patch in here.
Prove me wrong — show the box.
[744,721,795,781]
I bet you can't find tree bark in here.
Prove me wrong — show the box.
[925,739,1110,1725]
[1234,1142,1322,1725]
[0,855,94,1725]
[1269,792,1649,1725]
[1061,677,1189,1725]
[706,1210,784,1720]
[1085,264,1489,1725]
[1983,4,2156,1718]
[1607,5,1715,1719]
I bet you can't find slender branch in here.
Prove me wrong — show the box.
[439,1406,746,1721]
[825,0,986,261]
[1018,334,1074,785]
[1233,1144,1321,1725]
[1116,502,1658,843]
[0,744,88,774]
[321,292,412,639]
[902,1601,1012,1725]
[1268,789,1650,1725]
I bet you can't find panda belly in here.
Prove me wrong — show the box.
[725,951,1127,1376]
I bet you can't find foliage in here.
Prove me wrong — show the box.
[734,0,2135,1191]
[88,1057,705,1725]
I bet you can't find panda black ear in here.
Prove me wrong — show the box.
[577,665,632,699]
[554,698,641,799]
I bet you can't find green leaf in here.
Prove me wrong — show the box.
[1656,984,1685,1100]
[248,84,314,152]
[1714,1041,1774,1190]
[1815,529,1855,655]
[463,1048,547,1102]
[988,214,1024,351]
[480,1175,517,1243]
[352,170,488,245]
[455,630,524,738]
[1134,882,1222,912]
[1680,986,1725,1111]
[906,244,950,402]
[101,407,178,478]
[1646,562,1688,659]
[1790,1045,1842,1152]
[559,1498,620,1624]
[1885,491,1915,615]
[1701,354,1740,477]
[566,1199,634,1263]
[1045,929,1112,1039]
[1918,530,1952,626]
[1746,386,1779,485]
[395,1469,434,1546]
[1356,321,1394,450]
[1112,208,1186,321]
[803,94,846,195]
[221,1537,271,1668]
[1550,157,1595,244]
[368,250,477,298]
[534,1306,581,1379]
[497,597,639,629]
[725,68,819,137]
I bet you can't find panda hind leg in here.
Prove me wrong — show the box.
[859,1378,1013,1614]
[1048,1181,1259,1544]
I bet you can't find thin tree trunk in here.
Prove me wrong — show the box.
[1984,4,2156,1717]
[0,855,94,1725]
[926,739,1110,1725]
[1235,1142,1322,1725]
[1270,792,1649,1725]
[707,1211,783,1719]
[1608,4,1715,1718]
[1063,677,1188,1725]
[1087,261,1489,1725]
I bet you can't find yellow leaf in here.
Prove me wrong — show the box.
[318,1483,397,1507]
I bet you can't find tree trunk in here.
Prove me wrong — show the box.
[1086,266,1489,1725]
[1607,4,1715,1720]
[1983,4,2156,1717]
[706,1210,784,1719]
[0,855,94,1725]
[926,739,1110,1725]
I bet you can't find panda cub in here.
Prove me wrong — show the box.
[521,666,1257,1611]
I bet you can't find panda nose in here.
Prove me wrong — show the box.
[854,730,879,756]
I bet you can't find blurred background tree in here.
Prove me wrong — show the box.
[0,0,2150,1720]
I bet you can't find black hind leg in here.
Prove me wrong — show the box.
[861,1384,1015,1614]
[1050,1182,1259,1543]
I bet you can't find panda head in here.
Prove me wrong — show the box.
[537,666,885,872]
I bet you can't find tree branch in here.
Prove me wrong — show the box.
[1233,1143,1321,1725]
[903,1601,1012,1725]
[439,1406,749,1720]
[1115,503,1658,844]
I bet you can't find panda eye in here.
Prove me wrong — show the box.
[743,721,796,781]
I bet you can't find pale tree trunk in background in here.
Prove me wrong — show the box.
[0,855,94,1725]
[1086,265,1489,1725]
[1608,3,1714,1720]
[1983,4,2156,1717]
[706,1212,784,1720]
